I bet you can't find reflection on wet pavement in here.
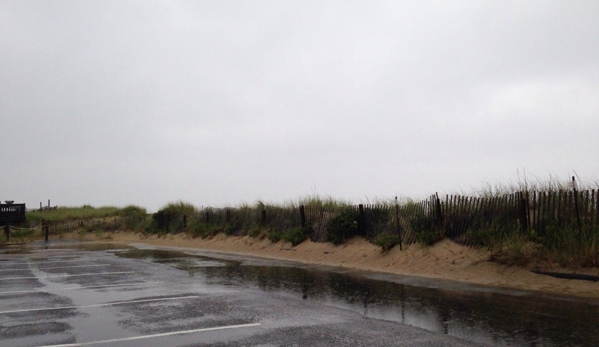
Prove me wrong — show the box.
[2,241,597,347]
[114,247,599,347]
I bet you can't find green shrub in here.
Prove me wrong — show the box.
[326,210,359,245]
[188,219,220,239]
[465,222,511,249]
[133,216,153,232]
[248,226,263,238]
[27,206,120,222]
[281,225,313,246]
[119,205,147,218]
[374,233,401,252]
[116,206,149,231]
[537,224,599,268]
[223,222,241,236]
[488,232,536,267]
[9,228,36,242]
[151,201,196,233]
[415,230,443,246]
[267,230,281,243]
[158,201,196,215]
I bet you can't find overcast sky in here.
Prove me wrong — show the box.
[2,1,598,212]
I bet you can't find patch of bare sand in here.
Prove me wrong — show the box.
[65,231,599,299]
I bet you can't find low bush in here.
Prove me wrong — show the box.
[248,226,265,238]
[267,230,281,243]
[537,225,599,268]
[151,201,196,233]
[374,233,401,252]
[132,216,153,232]
[415,230,444,246]
[188,219,220,239]
[27,205,120,222]
[281,225,313,246]
[326,210,359,245]
[465,222,512,249]
[488,232,537,267]
[223,223,240,236]
[119,205,147,218]
[158,201,196,216]
[7,227,37,242]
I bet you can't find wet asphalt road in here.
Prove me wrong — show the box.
[0,241,489,347]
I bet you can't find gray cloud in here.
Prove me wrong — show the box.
[1,0,598,211]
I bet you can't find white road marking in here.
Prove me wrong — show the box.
[38,264,110,270]
[29,259,97,264]
[37,323,261,347]
[29,251,76,254]
[0,261,28,265]
[0,281,164,295]
[0,271,134,281]
[29,257,90,264]
[0,264,110,273]
[0,295,199,314]
[0,267,29,272]
[30,255,84,259]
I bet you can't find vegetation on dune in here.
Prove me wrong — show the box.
[18,177,599,269]
[487,224,599,268]
[6,227,38,243]
[119,205,147,218]
[326,209,359,245]
[155,201,196,216]
[26,205,121,222]
[374,233,402,252]
[280,225,314,246]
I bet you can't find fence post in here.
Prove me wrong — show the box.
[596,189,599,228]
[518,191,528,232]
[44,220,49,242]
[183,215,187,228]
[572,176,582,235]
[206,211,210,225]
[358,204,365,236]
[435,192,443,231]
[3,224,9,242]
[299,205,306,227]
[395,197,403,251]
[261,209,266,224]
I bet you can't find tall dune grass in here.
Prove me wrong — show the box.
[27,205,121,222]
[21,176,599,269]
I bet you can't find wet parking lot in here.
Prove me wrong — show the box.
[1,241,598,347]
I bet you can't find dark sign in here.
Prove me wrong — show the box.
[0,203,26,224]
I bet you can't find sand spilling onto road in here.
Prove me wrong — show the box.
[66,231,599,299]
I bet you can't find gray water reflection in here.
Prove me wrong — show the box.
[115,248,599,347]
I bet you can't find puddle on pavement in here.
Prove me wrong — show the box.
[114,248,599,347]
[31,242,135,253]
[115,249,227,270]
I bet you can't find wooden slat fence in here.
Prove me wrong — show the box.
[48,216,134,234]
[42,188,599,249]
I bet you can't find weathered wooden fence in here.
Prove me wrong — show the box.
[43,187,599,249]
[47,216,144,235]
[191,188,599,247]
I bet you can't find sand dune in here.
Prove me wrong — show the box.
[69,231,599,299]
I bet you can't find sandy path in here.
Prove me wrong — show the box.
[66,231,599,299]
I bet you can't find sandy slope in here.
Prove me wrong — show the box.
[67,231,599,299]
